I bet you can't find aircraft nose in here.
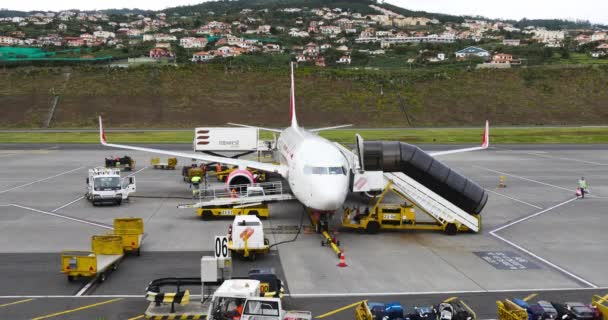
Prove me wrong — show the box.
[312,177,349,211]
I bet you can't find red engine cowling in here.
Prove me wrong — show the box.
[226,169,255,188]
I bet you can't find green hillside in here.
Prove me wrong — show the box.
[1,64,608,128]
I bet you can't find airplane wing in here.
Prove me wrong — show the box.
[309,124,353,132]
[227,123,283,133]
[99,117,286,176]
[428,120,489,157]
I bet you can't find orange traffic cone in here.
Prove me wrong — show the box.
[337,252,347,267]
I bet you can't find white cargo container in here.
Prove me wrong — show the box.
[193,127,259,152]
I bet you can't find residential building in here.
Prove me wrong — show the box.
[455,46,490,59]
[93,31,115,39]
[591,31,607,42]
[192,51,214,62]
[149,47,173,59]
[492,53,513,64]
[315,56,326,67]
[336,55,351,64]
[502,39,521,46]
[303,42,319,56]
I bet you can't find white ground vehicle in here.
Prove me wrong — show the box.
[227,215,270,260]
[206,279,311,320]
[85,167,136,206]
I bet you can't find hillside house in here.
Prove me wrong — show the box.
[149,47,173,59]
[337,55,351,64]
[492,53,513,63]
[455,46,489,59]
[192,51,214,62]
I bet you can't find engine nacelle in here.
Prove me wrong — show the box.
[226,169,255,188]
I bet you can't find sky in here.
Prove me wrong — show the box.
[2,0,607,25]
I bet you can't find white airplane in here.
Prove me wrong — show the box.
[99,62,489,212]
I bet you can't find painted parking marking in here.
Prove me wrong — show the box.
[489,197,597,288]
[51,196,84,213]
[474,166,572,193]
[0,166,84,195]
[474,251,540,270]
[31,298,123,320]
[0,298,34,308]
[486,190,543,210]
[9,204,113,229]
[315,300,366,319]
[523,293,538,302]
[494,147,608,166]
[127,315,145,320]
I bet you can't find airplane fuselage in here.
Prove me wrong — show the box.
[277,127,350,211]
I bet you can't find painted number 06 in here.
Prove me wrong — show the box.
[215,237,228,258]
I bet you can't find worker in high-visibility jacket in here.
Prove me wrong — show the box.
[191,175,201,192]
[578,177,588,198]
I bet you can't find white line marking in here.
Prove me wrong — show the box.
[474,166,573,193]
[489,197,598,288]
[490,232,598,288]
[486,190,543,210]
[126,166,147,177]
[75,278,97,296]
[2,286,608,299]
[0,154,16,158]
[9,204,112,230]
[0,166,84,194]
[51,196,84,213]
[495,147,608,166]
[491,197,577,233]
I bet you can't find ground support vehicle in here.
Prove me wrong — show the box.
[342,180,479,235]
[61,235,124,283]
[113,218,144,256]
[497,299,530,320]
[355,301,406,320]
[145,259,301,320]
[227,215,270,261]
[85,167,136,206]
[182,166,205,183]
[105,155,134,171]
[591,295,608,320]
[151,157,177,170]
[197,204,269,220]
[437,298,476,320]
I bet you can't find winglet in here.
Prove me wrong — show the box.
[99,116,108,145]
[482,120,490,149]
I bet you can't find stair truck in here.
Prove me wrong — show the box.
[85,167,136,206]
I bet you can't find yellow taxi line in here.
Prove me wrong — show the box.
[523,293,538,302]
[31,298,123,320]
[127,315,145,320]
[0,298,34,308]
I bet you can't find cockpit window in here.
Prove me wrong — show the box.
[304,166,346,175]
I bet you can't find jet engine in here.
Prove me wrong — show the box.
[225,169,255,188]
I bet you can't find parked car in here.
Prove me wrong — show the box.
[565,302,596,320]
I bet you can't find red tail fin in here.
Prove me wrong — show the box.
[290,62,298,128]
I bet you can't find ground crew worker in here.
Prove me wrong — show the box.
[230,188,238,198]
[191,175,201,195]
[216,163,222,173]
[578,177,588,198]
